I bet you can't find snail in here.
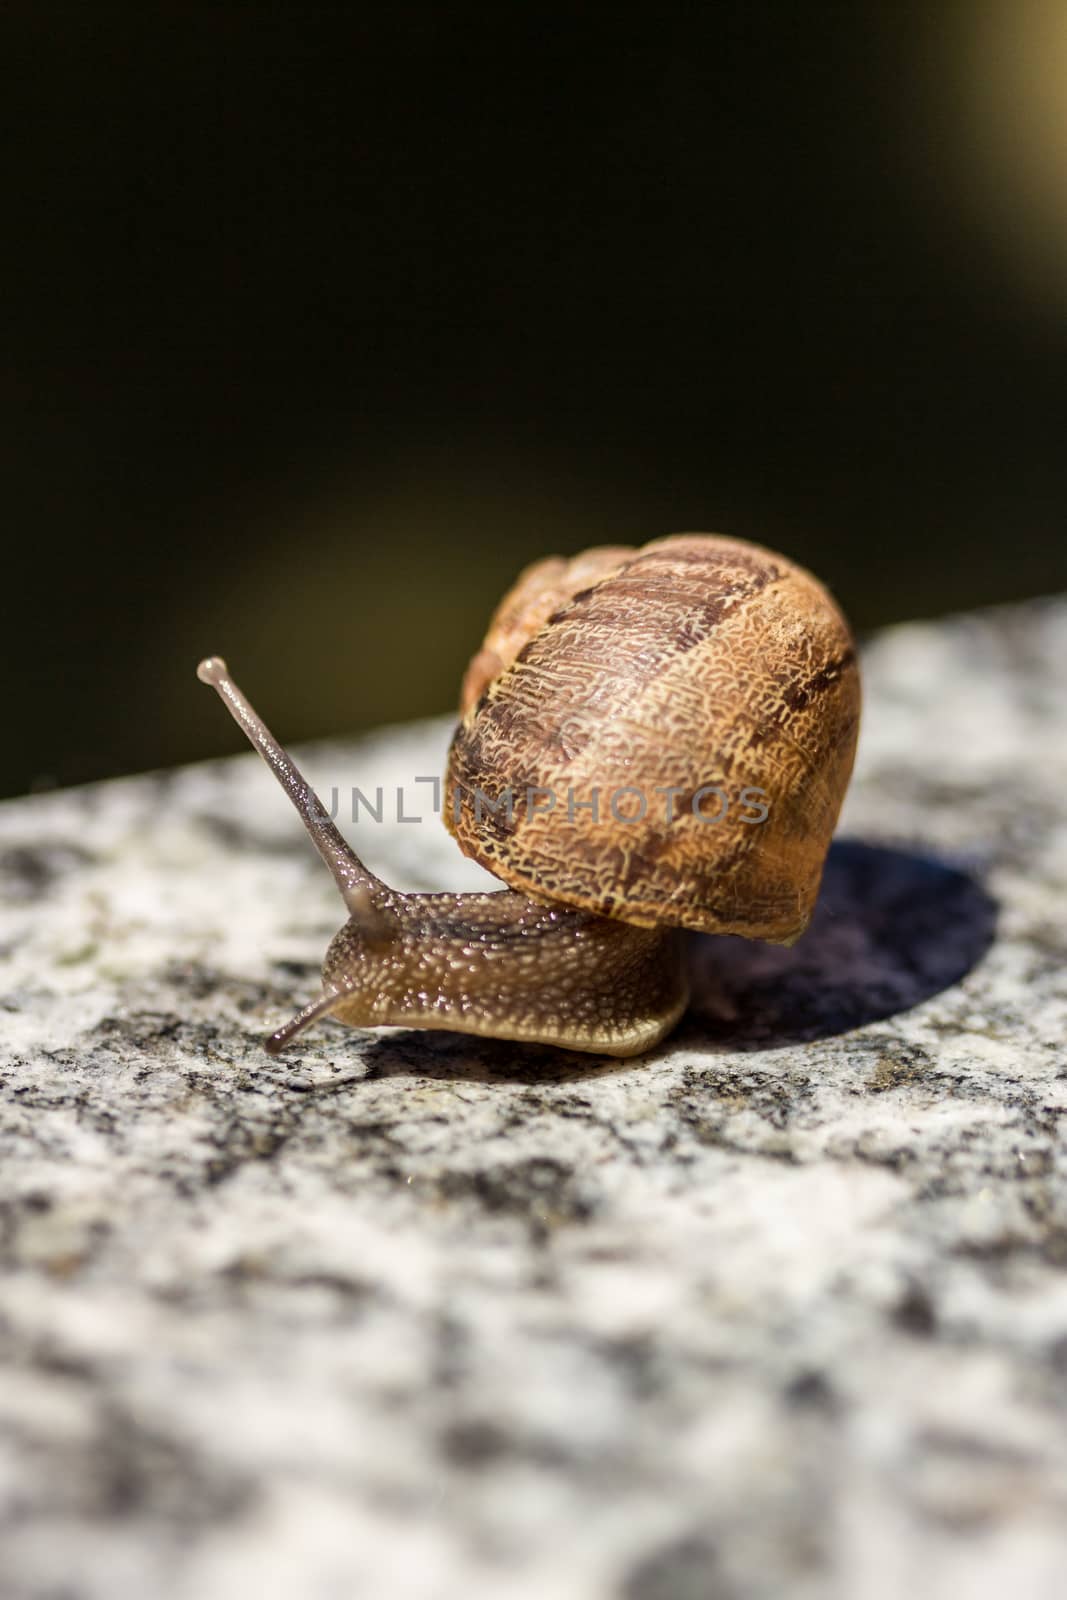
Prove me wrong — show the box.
[197,532,860,1058]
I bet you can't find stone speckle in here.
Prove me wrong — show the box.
[1,596,1067,1599]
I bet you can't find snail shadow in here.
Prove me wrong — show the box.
[677,837,998,1053]
[349,839,997,1085]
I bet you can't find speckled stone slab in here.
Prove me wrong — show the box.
[2,596,1066,1600]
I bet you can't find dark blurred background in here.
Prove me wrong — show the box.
[5,2,1067,798]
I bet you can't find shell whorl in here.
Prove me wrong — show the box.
[446,532,861,943]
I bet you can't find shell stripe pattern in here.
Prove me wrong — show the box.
[446,534,860,942]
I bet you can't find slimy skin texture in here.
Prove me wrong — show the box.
[195,654,687,1057]
[322,890,687,1057]
[447,533,861,944]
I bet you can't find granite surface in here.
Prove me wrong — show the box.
[1,595,1066,1599]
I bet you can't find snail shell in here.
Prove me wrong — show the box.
[446,532,860,944]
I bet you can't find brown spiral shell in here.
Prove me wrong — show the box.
[446,532,861,944]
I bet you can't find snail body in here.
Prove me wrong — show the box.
[197,532,859,1057]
